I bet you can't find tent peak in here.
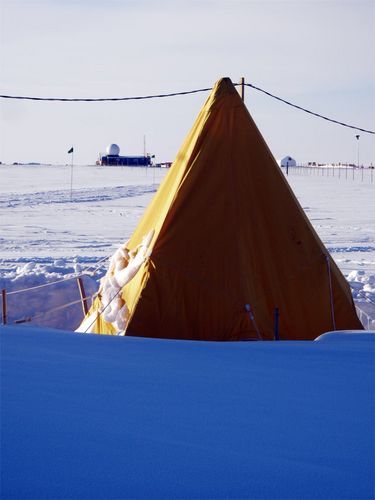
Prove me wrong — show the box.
[212,77,238,98]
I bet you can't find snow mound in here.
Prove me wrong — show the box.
[315,330,375,342]
[0,260,102,330]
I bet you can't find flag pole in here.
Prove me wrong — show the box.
[70,147,74,201]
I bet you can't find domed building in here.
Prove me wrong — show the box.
[106,143,120,156]
[279,156,297,168]
[98,144,152,166]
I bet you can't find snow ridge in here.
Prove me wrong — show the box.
[0,184,158,208]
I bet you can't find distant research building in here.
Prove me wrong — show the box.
[97,144,152,166]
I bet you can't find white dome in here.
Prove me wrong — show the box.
[279,156,297,168]
[106,144,120,156]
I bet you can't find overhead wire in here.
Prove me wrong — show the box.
[0,87,213,102]
[245,83,375,135]
[1,82,374,134]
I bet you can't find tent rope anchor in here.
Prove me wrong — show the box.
[245,304,263,340]
[325,254,337,330]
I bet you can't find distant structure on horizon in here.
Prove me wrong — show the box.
[278,156,297,168]
[97,144,153,166]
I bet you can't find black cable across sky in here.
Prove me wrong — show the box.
[1,83,374,135]
[245,84,375,135]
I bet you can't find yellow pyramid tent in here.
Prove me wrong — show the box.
[78,77,363,340]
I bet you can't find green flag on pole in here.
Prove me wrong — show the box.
[68,147,74,154]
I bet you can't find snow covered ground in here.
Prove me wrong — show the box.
[1,325,374,499]
[0,163,374,330]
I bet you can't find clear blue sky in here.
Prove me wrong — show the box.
[1,0,374,165]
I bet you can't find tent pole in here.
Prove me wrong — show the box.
[240,77,245,102]
[77,278,89,316]
[2,289,7,325]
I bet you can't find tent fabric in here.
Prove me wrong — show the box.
[79,77,363,340]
